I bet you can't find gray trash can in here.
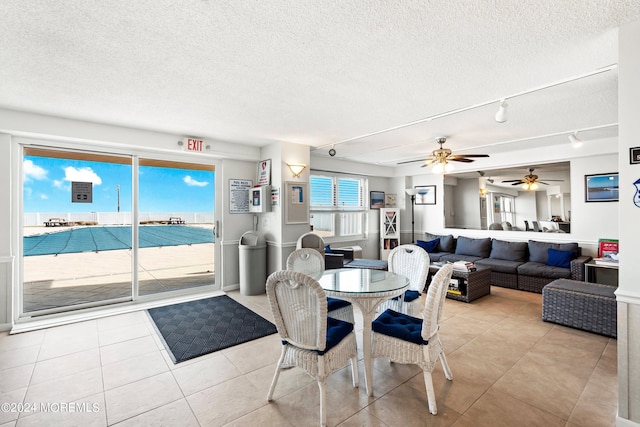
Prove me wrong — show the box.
[239,231,267,295]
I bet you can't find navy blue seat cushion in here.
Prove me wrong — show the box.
[455,236,492,258]
[518,262,572,279]
[372,309,427,345]
[416,238,440,253]
[318,317,354,355]
[324,244,332,253]
[546,248,576,268]
[404,290,420,302]
[327,297,351,311]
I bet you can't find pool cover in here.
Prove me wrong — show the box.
[24,225,215,256]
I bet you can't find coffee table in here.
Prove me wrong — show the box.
[428,263,491,303]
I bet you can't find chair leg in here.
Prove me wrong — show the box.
[267,348,286,401]
[423,370,438,415]
[318,380,327,427]
[439,353,453,381]
[350,356,359,388]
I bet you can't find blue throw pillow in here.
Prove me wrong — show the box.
[416,238,440,253]
[546,248,575,268]
[324,244,332,253]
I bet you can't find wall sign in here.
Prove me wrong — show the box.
[71,181,93,203]
[257,159,271,185]
[229,179,252,213]
[631,147,640,164]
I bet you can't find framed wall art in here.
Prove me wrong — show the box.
[585,173,618,202]
[415,185,436,205]
[370,191,385,209]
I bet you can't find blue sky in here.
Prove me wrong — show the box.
[23,156,215,213]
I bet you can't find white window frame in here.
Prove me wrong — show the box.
[310,173,368,242]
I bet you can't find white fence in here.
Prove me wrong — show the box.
[24,212,215,227]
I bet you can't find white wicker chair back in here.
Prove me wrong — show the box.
[421,264,453,340]
[295,232,325,255]
[388,244,430,292]
[286,248,325,278]
[266,270,327,351]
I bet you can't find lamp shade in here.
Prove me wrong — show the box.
[287,164,306,177]
[405,188,418,196]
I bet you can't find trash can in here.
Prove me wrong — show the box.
[239,231,267,295]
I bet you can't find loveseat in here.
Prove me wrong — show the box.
[419,233,591,293]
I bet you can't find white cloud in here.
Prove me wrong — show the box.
[183,175,208,187]
[62,166,102,185]
[52,179,66,190]
[39,193,48,200]
[24,160,48,181]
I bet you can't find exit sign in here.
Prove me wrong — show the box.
[182,138,205,152]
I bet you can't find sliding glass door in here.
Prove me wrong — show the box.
[137,159,215,296]
[21,147,217,317]
[22,147,133,314]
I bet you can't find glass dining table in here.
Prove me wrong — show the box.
[318,267,409,396]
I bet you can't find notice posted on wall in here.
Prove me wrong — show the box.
[291,185,304,204]
[71,181,93,203]
[229,179,252,214]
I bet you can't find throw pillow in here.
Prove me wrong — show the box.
[417,238,440,253]
[425,233,455,252]
[546,248,576,268]
[324,244,332,253]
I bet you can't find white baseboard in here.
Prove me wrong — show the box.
[618,415,640,426]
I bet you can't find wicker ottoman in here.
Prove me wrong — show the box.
[542,279,617,338]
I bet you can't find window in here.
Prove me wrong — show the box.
[310,174,367,240]
[494,194,515,224]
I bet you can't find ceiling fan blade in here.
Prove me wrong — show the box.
[421,159,438,167]
[511,182,522,186]
[397,158,427,165]
[448,157,475,163]
[454,154,490,158]
[540,179,564,182]
[502,179,524,183]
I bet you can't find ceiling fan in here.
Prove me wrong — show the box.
[397,137,490,172]
[501,168,563,190]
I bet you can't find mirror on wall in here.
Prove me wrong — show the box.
[443,162,571,233]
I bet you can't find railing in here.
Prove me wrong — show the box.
[24,212,214,227]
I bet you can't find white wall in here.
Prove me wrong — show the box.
[617,18,640,425]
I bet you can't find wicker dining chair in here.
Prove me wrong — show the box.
[296,232,326,254]
[372,264,454,415]
[286,248,354,324]
[379,244,430,317]
[266,270,359,427]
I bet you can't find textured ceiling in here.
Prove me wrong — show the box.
[1,1,639,167]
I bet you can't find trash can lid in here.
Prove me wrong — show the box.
[240,231,265,246]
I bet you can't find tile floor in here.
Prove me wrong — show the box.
[0,286,617,426]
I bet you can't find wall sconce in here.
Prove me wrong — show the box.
[287,163,307,178]
[479,187,488,197]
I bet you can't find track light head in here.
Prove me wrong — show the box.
[568,132,583,148]
[495,100,508,123]
[329,147,336,157]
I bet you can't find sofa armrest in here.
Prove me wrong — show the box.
[570,255,592,281]
[325,253,345,269]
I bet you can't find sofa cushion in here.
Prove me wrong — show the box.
[440,253,484,263]
[476,258,524,274]
[324,244,332,253]
[425,233,455,253]
[547,248,576,269]
[490,239,527,262]
[528,240,579,264]
[417,238,440,253]
[455,236,492,258]
[518,262,572,279]
[425,252,449,262]
[372,309,426,345]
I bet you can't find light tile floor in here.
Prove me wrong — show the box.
[0,286,617,426]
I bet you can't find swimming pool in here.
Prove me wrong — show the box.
[24,225,215,256]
